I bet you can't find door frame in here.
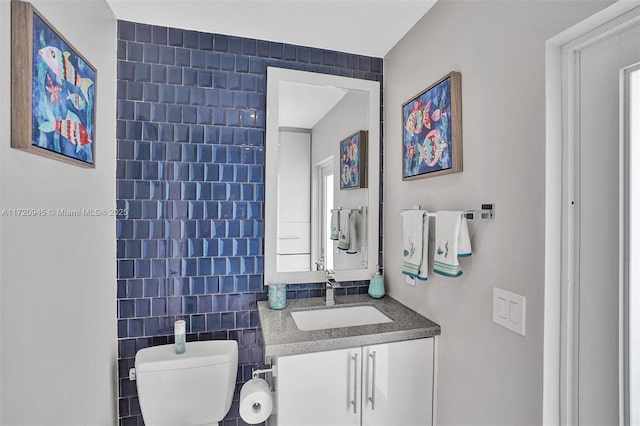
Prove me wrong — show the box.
[544,3,640,425]
[621,61,640,426]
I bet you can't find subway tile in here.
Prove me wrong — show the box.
[236,55,249,72]
[199,32,213,51]
[207,313,221,331]
[198,70,213,87]
[219,275,234,293]
[213,71,227,89]
[118,61,136,80]
[220,54,235,71]
[135,23,152,43]
[176,48,190,67]
[213,34,228,52]
[167,66,182,84]
[284,44,297,61]
[236,311,250,328]
[192,315,206,332]
[168,28,183,46]
[227,73,241,90]
[190,88,205,105]
[228,37,243,54]
[143,44,159,63]
[150,103,166,122]
[256,40,270,57]
[175,124,189,142]
[183,296,198,314]
[221,312,235,330]
[310,48,322,64]
[182,106,197,124]
[159,46,175,65]
[134,62,151,82]
[127,81,143,101]
[323,50,336,66]
[206,52,220,69]
[118,21,136,41]
[249,57,263,74]
[184,30,199,49]
[242,39,256,56]
[184,68,198,86]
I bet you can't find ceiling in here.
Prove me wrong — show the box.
[278,82,347,128]
[106,0,437,57]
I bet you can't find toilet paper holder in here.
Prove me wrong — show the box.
[252,365,276,379]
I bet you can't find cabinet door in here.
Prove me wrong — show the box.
[362,338,434,426]
[277,347,362,426]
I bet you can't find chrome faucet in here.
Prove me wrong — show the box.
[325,270,340,306]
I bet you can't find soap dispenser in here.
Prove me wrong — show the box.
[368,265,385,299]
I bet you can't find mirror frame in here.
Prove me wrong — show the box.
[265,67,380,285]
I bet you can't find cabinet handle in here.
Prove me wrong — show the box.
[350,353,358,414]
[368,351,376,410]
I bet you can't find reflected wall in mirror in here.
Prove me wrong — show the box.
[265,67,380,285]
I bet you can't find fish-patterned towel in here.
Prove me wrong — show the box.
[330,209,340,241]
[402,210,429,280]
[337,211,351,251]
[433,211,472,277]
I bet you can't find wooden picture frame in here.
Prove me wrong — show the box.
[11,0,97,168]
[401,71,461,180]
[339,130,368,190]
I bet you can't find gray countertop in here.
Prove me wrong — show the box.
[258,294,441,358]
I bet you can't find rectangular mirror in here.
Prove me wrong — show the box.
[265,67,380,285]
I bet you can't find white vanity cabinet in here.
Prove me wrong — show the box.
[276,338,434,426]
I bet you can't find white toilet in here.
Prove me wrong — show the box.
[134,340,238,426]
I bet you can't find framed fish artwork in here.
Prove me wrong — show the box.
[339,130,368,190]
[11,0,97,168]
[402,72,462,180]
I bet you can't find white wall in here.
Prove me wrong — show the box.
[312,91,370,271]
[0,1,117,424]
[383,1,610,425]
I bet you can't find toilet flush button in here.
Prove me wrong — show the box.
[129,368,136,381]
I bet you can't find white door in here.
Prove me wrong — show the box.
[573,19,640,425]
[277,347,361,426]
[362,338,434,426]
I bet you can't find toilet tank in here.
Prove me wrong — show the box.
[135,340,238,426]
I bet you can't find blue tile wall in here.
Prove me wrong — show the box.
[117,20,383,426]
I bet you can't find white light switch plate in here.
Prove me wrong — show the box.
[493,287,526,336]
[405,275,415,286]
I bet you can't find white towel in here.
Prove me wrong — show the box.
[347,211,358,254]
[402,210,429,280]
[337,211,351,251]
[433,211,472,277]
[330,210,340,241]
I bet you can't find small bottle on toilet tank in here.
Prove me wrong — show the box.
[174,320,186,354]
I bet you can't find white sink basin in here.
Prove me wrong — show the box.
[291,305,393,331]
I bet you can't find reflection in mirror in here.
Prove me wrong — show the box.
[265,67,380,285]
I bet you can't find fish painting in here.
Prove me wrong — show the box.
[402,72,460,179]
[38,46,94,101]
[422,99,432,130]
[31,12,96,165]
[44,73,61,105]
[423,129,447,167]
[339,131,366,189]
[431,106,446,122]
[39,110,92,151]
[67,93,85,110]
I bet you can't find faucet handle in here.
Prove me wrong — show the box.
[325,269,335,278]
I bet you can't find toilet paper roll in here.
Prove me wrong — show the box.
[239,378,273,424]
